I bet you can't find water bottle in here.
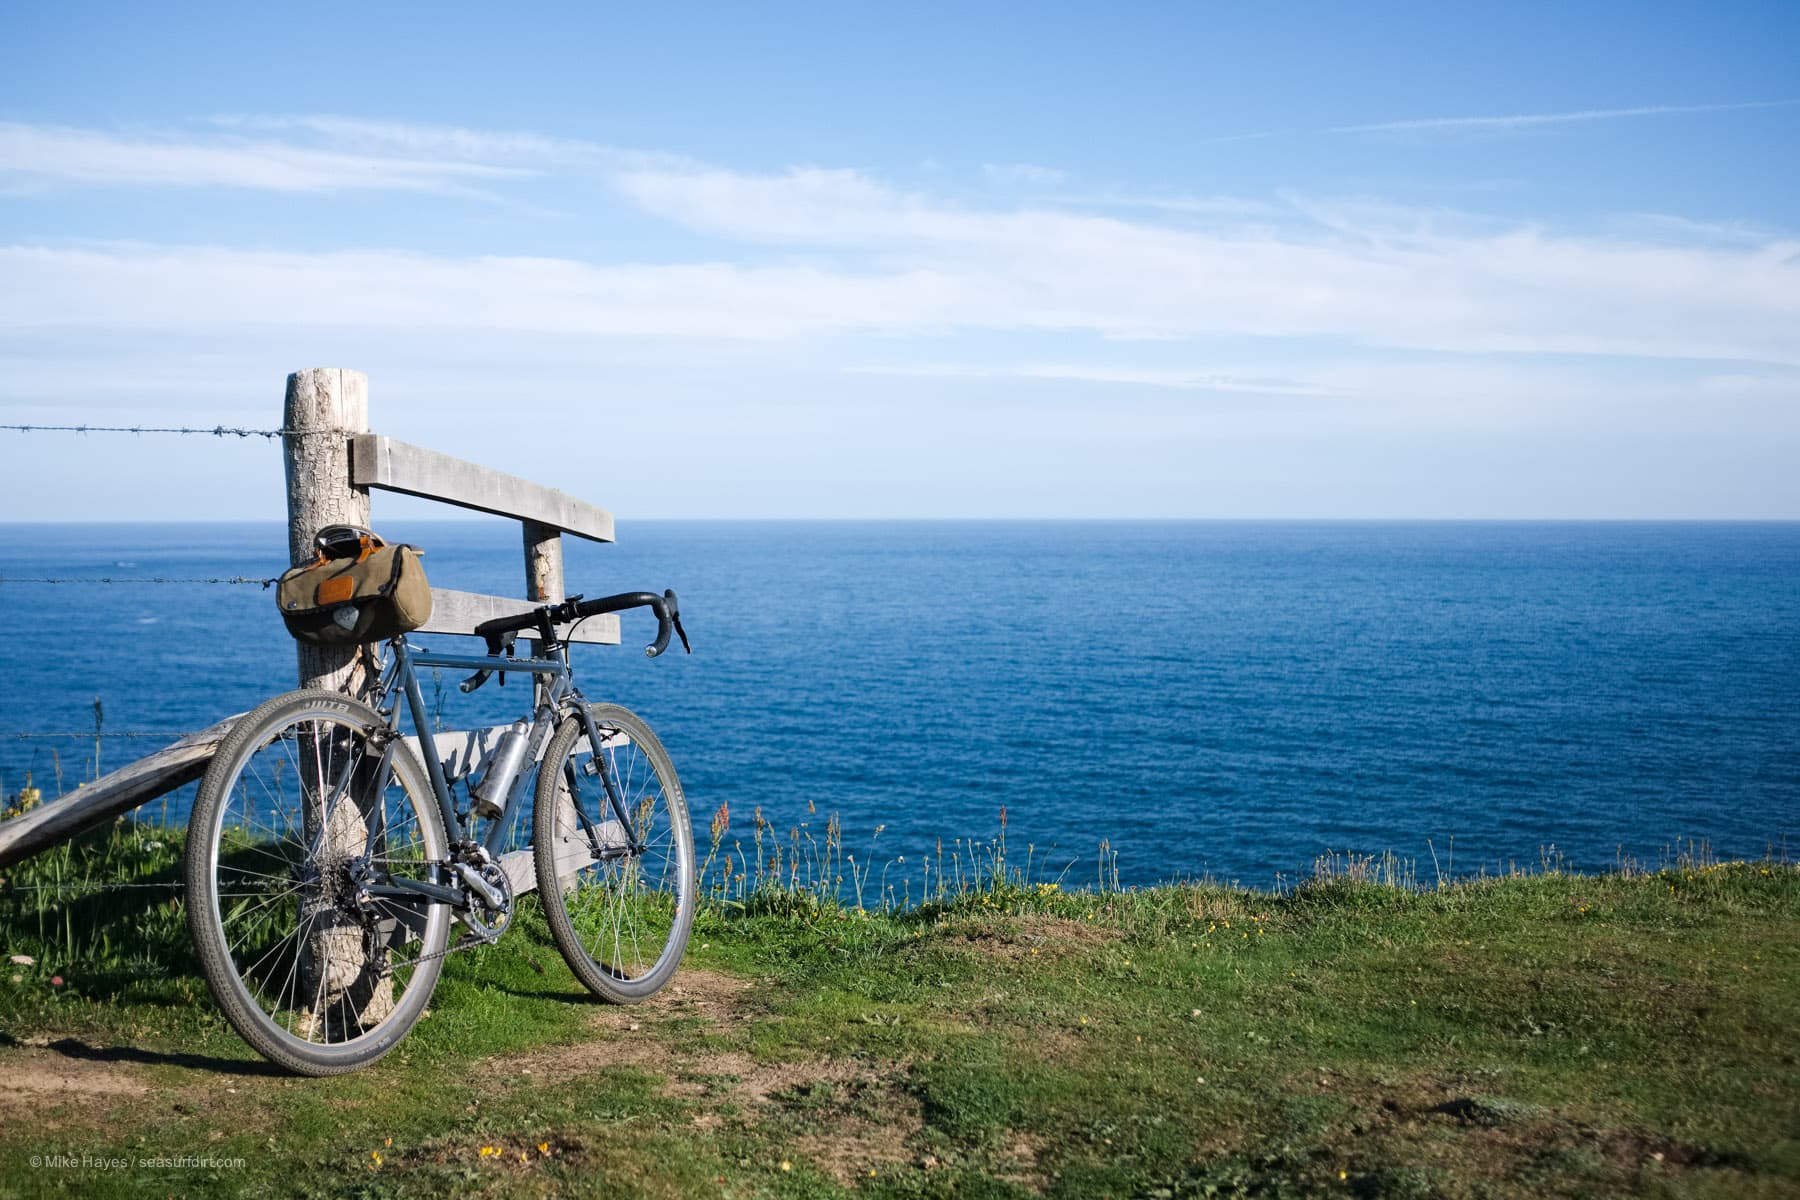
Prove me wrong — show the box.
[470,720,531,819]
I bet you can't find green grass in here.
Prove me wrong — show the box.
[2,819,1796,1198]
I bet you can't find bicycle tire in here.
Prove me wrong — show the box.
[534,703,695,1002]
[185,689,451,1075]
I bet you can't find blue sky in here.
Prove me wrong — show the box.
[2,1,1797,519]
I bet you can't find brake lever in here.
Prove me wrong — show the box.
[460,630,517,691]
[672,613,691,654]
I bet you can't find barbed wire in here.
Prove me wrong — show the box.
[6,731,195,740]
[1,423,300,439]
[2,881,185,894]
[0,576,276,587]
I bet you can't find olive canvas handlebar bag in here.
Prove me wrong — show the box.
[276,528,431,645]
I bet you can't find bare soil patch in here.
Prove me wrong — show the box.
[1319,1070,1753,1192]
[487,968,758,1080]
[0,1046,149,1105]
[941,913,1128,961]
[792,1109,921,1187]
[490,965,923,1178]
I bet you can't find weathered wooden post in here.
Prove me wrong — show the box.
[282,368,388,1034]
[522,520,564,605]
[284,368,372,697]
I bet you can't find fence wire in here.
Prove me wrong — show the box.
[7,731,195,741]
[1,423,298,438]
[1,576,276,587]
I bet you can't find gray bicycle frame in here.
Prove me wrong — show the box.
[360,635,639,911]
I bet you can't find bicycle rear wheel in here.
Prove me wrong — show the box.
[185,689,450,1075]
[534,703,694,1002]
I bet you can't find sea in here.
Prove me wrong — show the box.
[1,520,1795,890]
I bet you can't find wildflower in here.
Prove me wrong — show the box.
[370,1151,382,1167]
[1080,1016,1088,1025]
[480,1146,499,1158]
[538,1143,550,1155]
[780,1160,792,1172]
[50,975,63,987]
[8,955,32,966]
[1339,1170,1348,1180]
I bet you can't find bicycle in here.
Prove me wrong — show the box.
[183,586,694,1075]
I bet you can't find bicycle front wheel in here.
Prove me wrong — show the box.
[534,703,694,1002]
[185,689,451,1075]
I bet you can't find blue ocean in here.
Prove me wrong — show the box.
[1,521,1795,889]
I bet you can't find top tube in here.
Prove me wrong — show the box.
[401,644,568,675]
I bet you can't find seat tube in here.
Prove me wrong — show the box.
[394,639,461,834]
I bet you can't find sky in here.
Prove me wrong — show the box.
[1,1,1797,520]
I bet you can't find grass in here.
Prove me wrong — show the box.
[1,816,1796,1199]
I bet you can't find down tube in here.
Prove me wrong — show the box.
[394,641,462,836]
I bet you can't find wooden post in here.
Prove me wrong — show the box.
[523,518,565,748]
[522,519,564,604]
[283,368,371,697]
[282,368,389,1032]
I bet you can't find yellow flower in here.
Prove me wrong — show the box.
[538,1143,550,1155]
[780,1160,793,1172]
[370,1151,382,1167]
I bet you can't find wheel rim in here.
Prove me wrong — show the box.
[203,709,444,1051]
[545,719,690,985]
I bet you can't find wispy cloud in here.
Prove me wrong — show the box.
[1334,99,1796,135]
[3,122,1797,368]
[0,121,533,194]
[206,114,652,169]
[849,363,1340,396]
[603,162,1800,362]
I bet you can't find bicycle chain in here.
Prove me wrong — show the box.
[383,930,494,973]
